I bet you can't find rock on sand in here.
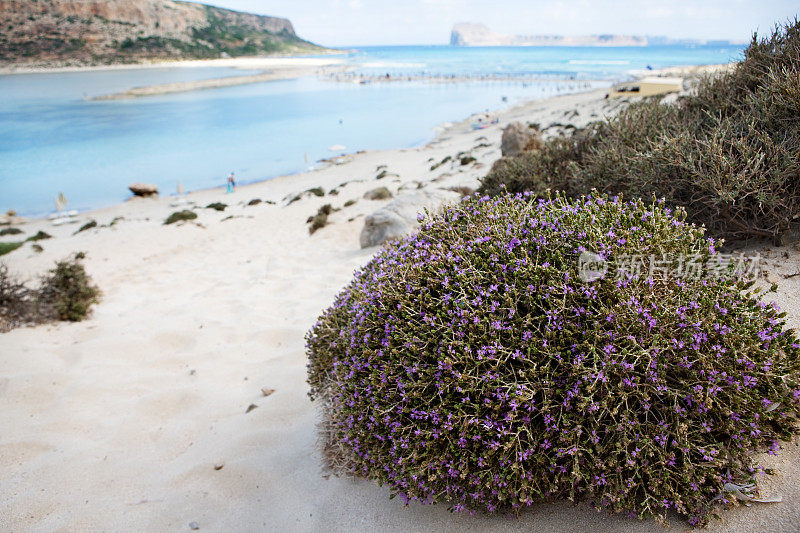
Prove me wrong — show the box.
[359,189,461,248]
[500,121,543,157]
[128,183,159,197]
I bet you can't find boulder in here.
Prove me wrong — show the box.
[363,187,393,201]
[360,189,461,248]
[128,183,159,197]
[500,122,543,156]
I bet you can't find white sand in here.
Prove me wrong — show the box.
[2,87,800,532]
[0,55,345,76]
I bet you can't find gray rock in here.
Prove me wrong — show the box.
[500,122,542,157]
[128,183,159,197]
[360,189,461,248]
[363,187,393,201]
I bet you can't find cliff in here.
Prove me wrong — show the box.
[450,23,655,47]
[0,0,325,67]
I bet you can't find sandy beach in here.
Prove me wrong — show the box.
[2,85,800,532]
[0,55,347,76]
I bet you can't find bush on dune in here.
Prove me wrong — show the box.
[0,253,100,331]
[164,210,198,224]
[307,193,800,526]
[478,20,800,241]
[0,264,38,332]
[39,253,101,322]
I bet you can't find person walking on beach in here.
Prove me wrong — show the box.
[226,172,236,193]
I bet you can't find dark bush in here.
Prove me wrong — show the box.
[309,204,334,234]
[206,202,227,211]
[307,193,800,526]
[74,220,97,234]
[431,155,452,171]
[0,227,23,236]
[288,187,326,205]
[478,20,800,241]
[1,253,100,330]
[0,264,37,332]
[26,230,52,242]
[164,210,198,224]
[39,253,100,322]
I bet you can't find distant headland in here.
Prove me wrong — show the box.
[450,22,741,47]
[0,0,328,69]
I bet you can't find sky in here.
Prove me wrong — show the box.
[208,0,799,46]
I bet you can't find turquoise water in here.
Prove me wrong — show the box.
[0,45,744,216]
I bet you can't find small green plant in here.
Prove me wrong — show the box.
[0,242,23,256]
[247,198,262,206]
[38,253,100,322]
[459,155,477,165]
[344,199,357,207]
[307,193,800,526]
[289,187,326,205]
[430,155,452,171]
[0,228,23,236]
[74,220,97,234]
[1,253,100,330]
[308,204,333,234]
[26,231,52,242]
[0,264,37,332]
[206,202,227,211]
[164,210,198,225]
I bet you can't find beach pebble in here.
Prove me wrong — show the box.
[261,387,275,397]
[214,462,224,471]
[189,522,199,530]
[245,403,258,413]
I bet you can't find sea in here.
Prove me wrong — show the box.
[0,44,745,216]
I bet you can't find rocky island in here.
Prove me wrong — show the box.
[0,0,326,68]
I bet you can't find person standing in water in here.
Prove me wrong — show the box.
[226,172,236,193]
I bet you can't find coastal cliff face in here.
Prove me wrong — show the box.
[450,23,649,47]
[0,0,323,67]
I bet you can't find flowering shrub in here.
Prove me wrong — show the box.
[479,20,800,241]
[306,193,800,526]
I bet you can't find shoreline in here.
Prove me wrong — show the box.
[89,66,342,100]
[0,54,347,76]
[9,84,613,222]
[3,62,732,221]
[6,59,800,532]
